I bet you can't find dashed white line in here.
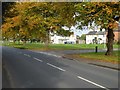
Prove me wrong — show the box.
[47,63,66,72]
[24,54,31,57]
[24,54,28,56]
[22,52,109,90]
[38,52,61,58]
[77,76,109,90]
[33,57,43,62]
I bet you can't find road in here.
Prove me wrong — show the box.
[2,46,119,89]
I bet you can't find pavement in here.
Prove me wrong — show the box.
[30,49,119,71]
[2,46,119,89]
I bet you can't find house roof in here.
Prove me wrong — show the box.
[86,31,105,35]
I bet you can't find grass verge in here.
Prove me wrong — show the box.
[2,42,119,50]
[65,51,119,64]
[3,42,119,63]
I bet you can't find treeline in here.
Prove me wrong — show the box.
[2,2,119,55]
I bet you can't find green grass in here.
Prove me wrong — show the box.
[3,43,44,50]
[2,42,119,50]
[78,51,119,63]
[0,41,2,46]
[3,42,119,63]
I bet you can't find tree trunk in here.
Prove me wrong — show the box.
[45,38,49,48]
[45,29,50,49]
[105,27,114,55]
[23,36,26,45]
[23,40,26,44]
[13,39,16,44]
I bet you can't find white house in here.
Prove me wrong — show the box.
[86,31,106,44]
[50,33,77,44]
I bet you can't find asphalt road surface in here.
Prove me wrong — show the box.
[2,46,119,89]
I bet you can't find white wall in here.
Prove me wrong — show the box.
[86,35,106,44]
[50,34,77,44]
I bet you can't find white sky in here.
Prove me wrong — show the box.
[62,22,102,37]
[62,25,90,37]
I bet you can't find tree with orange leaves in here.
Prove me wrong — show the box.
[75,2,119,55]
[2,2,75,46]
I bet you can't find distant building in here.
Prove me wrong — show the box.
[105,30,120,43]
[86,31,106,44]
[50,33,77,44]
[113,30,120,43]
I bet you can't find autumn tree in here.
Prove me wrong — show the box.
[2,2,15,23]
[80,34,86,40]
[75,2,120,55]
[56,28,73,37]
[2,2,76,46]
[2,2,119,55]
[2,2,15,41]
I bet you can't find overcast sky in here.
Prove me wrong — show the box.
[62,21,103,37]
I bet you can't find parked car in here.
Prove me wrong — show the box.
[64,41,75,44]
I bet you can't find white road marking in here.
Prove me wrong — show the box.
[47,63,66,72]
[39,52,61,58]
[24,54,31,57]
[28,55,31,57]
[33,57,43,62]
[77,76,109,90]
[24,54,28,56]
